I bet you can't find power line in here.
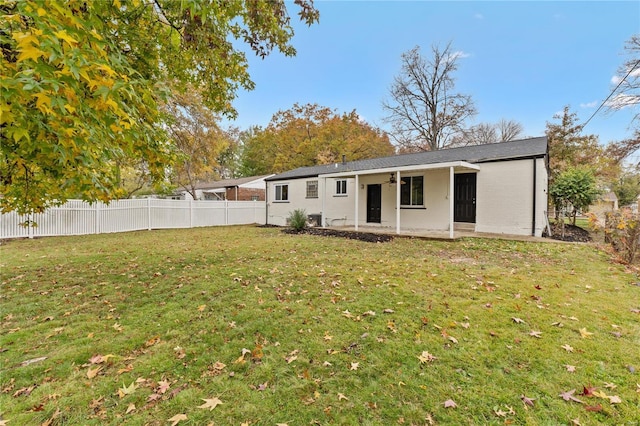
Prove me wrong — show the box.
[582,58,640,129]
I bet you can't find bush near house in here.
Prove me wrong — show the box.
[287,208,308,231]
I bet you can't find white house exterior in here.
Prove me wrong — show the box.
[265,137,548,238]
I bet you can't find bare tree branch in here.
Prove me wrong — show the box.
[382,43,476,151]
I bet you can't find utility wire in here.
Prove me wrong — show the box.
[582,58,640,129]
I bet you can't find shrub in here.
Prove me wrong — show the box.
[288,209,307,231]
[600,209,640,264]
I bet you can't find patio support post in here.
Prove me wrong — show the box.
[396,170,401,234]
[321,177,326,228]
[354,174,359,231]
[449,166,454,239]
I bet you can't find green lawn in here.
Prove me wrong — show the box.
[1,226,639,425]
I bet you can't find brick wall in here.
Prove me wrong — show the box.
[225,187,265,201]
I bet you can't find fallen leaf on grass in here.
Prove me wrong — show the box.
[118,382,137,398]
[87,366,102,379]
[338,393,348,401]
[585,404,603,412]
[529,330,542,338]
[350,362,359,371]
[565,365,576,372]
[608,395,622,404]
[417,351,437,364]
[520,395,535,407]
[125,403,135,414]
[511,317,525,324]
[604,382,617,390]
[580,386,596,396]
[20,356,47,367]
[89,354,115,364]
[198,397,223,410]
[157,380,170,394]
[579,328,593,338]
[559,389,583,403]
[443,399,457,408]
[168,413,187,425]
[561,344,574,352]
[41,408,61,426]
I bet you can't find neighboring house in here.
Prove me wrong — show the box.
[589,191,618,223]
[174,175,274,201]
[265,137,548,238]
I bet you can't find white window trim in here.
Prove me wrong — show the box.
[274,183,289,202]
[306,180,319,199]
[400,175,424,207]
[335,179,348,196]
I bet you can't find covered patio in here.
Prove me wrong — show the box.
[320,161,480,239]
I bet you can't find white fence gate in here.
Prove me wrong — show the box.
[0,199,266,239]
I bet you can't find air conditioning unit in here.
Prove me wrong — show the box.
[307,214,322,227]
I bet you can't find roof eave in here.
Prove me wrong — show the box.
[320,161,480,178]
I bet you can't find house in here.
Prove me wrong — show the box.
[174,175,274,201]
[265,137,548,238]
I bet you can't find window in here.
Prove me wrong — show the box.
[306,180,318,198]
[335,179,347,195]
[251,195,259,201]
[400,176,424,206]
[275,184,289,201]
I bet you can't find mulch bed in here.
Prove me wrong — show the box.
[281,227,394,243]
[545,223,592,243]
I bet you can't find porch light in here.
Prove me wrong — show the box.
[389,173,396,184]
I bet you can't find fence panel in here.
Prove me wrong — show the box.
[0,199,267,239]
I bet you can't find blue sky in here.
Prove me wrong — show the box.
[225,1,639,148]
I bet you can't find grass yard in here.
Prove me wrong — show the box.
[1,226,639,425]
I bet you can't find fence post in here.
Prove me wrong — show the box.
[28,213,34,239]
[225,200,229,225]
[190,199,194,228]
[95,202,100,234]
[147,198,152,231]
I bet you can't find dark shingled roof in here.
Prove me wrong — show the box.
[266,137,547,181]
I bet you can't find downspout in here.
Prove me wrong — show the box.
[265,183,269,225]
[532,158,537,236]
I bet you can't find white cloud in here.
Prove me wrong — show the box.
[580,101,598,108]
[449,50,470,60]
[611,75,622,85]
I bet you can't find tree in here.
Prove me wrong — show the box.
[163,89,230,200]
[0,0,319,214]
[606,35,640,160]
[546,107,616,217]
[240,103,395,174]
[549,167,599,228]
[546,107,615,180]
[611,166,640,206]
[382,43,476,152]
[450,119,524,146]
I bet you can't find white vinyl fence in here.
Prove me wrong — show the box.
[0,199,266,239]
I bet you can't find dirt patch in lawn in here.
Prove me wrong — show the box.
[281,227,394,243]
[546,223,592,243]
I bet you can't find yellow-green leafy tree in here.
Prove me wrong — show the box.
[163,88,231,200]
[0,0,319,214]
[241,103,395,175]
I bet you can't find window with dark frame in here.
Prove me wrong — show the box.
[275,184,288,201]
[400,176,424,206]
[335,179,347,195]
[306,180,318,198]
